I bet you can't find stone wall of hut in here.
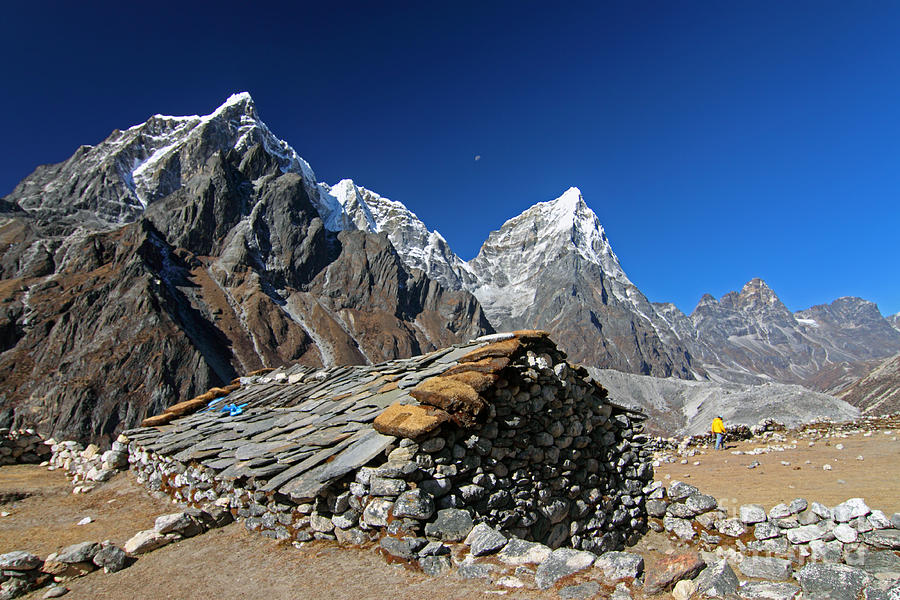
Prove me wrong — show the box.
[126,336,653,554]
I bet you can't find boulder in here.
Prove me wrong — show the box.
[644,552,705,595]
[123,529,171,555]
[0,551,42,571]
[737,581,801,600]
[534,548,597,590]
[693,559,739,597]
[92,545,128,573]
[740,504,767,524]
[797,563,871,600]
[738,556,792,580]
[464,523,507,556]
[423,508,473,542]
[593,551,644,581]
[496,538,552,565]
[392,489,435,520]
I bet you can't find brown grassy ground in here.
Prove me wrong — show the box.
[654,430,900,516]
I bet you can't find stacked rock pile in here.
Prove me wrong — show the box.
[124,332,653,566]
[646,480,900,597]
[0,541,127,599]
[0,506,233,599]
[46,436,129,493]
[0,428,50,466]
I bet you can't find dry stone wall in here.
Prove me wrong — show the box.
[123,332,653,560]
[0,429,50,466]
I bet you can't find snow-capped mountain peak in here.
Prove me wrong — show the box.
[320,178,476,290]
[469,187,629,288]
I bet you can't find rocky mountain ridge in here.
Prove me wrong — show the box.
[653,280,900,399]
[0,94,491,441]
[3,92,898,440]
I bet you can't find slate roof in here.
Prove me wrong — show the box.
[123,333,536,501]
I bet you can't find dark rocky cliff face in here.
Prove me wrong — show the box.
[0,105,491,443]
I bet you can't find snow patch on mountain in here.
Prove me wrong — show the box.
[321,179,476,290]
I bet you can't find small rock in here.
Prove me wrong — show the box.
[495,576,526,589]
[716,518,747,538]
[392,489,435,520]
[833,523,858,543]
[737,581,801,600]
[154,512,194,535]
[76,517,92,526]
[671,579,697,600]
[668,481,699,501]
[42,586,69,598]
[54,542,99,564]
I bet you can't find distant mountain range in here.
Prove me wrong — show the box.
[2,93,898,440]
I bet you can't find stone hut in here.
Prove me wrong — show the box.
[123,331,653,555]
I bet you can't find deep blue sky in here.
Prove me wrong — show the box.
[2,1,898,316]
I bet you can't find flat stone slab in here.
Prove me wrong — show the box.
[496,538,552,565]
[738,556,792,580]
[593,551,644,581]
[534,548,597,590]
[277,429,395,500]
[797,563,871,600]
[123,529,172,555]
[55,542,100,564]
[694,559,739,597]
[862,529,900,549]
[737,580,801,600]
[464,523,507,556]
[424,508,474,542]
[0,551,42,571]
[644,552,706,595]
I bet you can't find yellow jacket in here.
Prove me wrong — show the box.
[711,418,725,434]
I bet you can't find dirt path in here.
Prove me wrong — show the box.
[0,466,174,556]
[653,430,900,515]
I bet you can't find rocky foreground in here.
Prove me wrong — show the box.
[2,400,900,598]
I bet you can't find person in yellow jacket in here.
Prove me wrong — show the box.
[712,416,726,450]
